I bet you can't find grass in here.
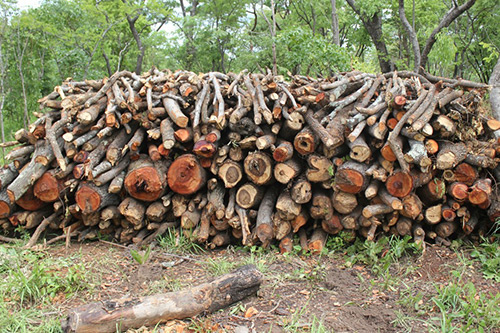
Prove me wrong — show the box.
[156,228,204,254]
[0,244,94,332]
[394,236,500,333]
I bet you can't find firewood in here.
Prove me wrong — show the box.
[236,183,264,209]
[218,160,243,188]
[275,190,301,221]
[274,157,302,184]
[167,154,206,195]
[436,142,467,170]
[76,182,119,214]
[118,197,146,228]
[290,177,312,204]
[331,190,358,214]
[244,151,273,185]
[256,186,279,247]
[334,161,369,194]
[306,154,334,183]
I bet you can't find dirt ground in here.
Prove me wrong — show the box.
[41,239,500,333]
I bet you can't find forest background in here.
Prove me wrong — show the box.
[0,0,498,150]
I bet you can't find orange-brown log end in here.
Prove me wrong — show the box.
[386,171,413,198]
[167,154,206,195]
[125,166,164,202]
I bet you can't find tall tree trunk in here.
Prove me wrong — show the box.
[330,0,340,45]
[127,15,144,75]
[490,56,500,138]
[420,0,476,72]
[345,0,393,72]
[398,0,421,72]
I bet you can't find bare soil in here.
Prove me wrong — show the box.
[45,241,499,333]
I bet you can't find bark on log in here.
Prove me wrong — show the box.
[76,182,119,214]
[334,161,368,194]
[62,265,262,333]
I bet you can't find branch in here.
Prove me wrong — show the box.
[420,0,476,71]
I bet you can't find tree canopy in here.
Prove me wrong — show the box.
[0,0,498,140]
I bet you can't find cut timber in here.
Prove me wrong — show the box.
[118,197,146,227]
[436,221,457,238]
[162,98,189,128]
[274,158,302,184]
[348,135,371,162]
[76,182,119,214]
[334,161,368,194]
[401,194,423,220]
[124,155,168,202]
[272,140,293,162]
[386,171,414,198]
[217,160,243,188]
[275,190,301,221]
[310,191,333,220]
[0,191,14,218]
[15,187,45,211]
[306,154,334,183]
[256,186,279,247]
[167,154,206,195]
[322,214,343,235]
[448,182,469,203]
[244,151,273,185]
[146,201,169,223]
[294,127,318,155]
[468,179,492,207]
[436,142,467,170]
[331,190,357,214]
[290,177,312,204]
[62,265,262,333]
[33,171,62,203]
[425,204,442,225]
[236,183,264,209]
[417,178,446,204]
[308,228,327,253]
[7,140,55,202]
[452,163,478,186]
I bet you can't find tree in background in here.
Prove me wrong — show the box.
[0,0,497,144]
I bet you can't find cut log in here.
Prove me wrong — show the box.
[334,161,368,194]
[306,154,334,183]
[331,190,357,214]
[256,186,279,247]
[425,204,442,225]
[401,193,423,220]
[16,186,46,212]
[163,98,189,128]
[322,213,343,235]
[294,127,318,155]
[435,221,457,238]
[61,265,262,333]
[448,182,469,203]
[76,182,119,214]
[290,177,312,204]
[275,190,301,221]
[236,183,264,209]
[118,197,146,227]
[33,171,62,203]
[272,140,294,162]
[436,142,467,170]
[244,151,273,185]
[124,156,169,202]
[146,201,169,223]
[217,160,243,188]
[167,154,206,195]
[309,191,333,220]
[274,157,302,184]
[308,227,327,253]
[386,170,414,198]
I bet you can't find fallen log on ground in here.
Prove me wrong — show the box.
[61,264,262,333]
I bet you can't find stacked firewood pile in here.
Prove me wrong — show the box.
[1,69,499,250]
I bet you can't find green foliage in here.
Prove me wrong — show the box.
[344,235,422,275]
[428,271,500,332]
[156,228,204,254]
[130,245,152,265]
[470,238,500,282]
[276,26,350,76]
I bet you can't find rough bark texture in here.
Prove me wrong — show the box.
[62,265,262,333]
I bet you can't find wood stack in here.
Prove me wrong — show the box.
[1,69,499,250]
